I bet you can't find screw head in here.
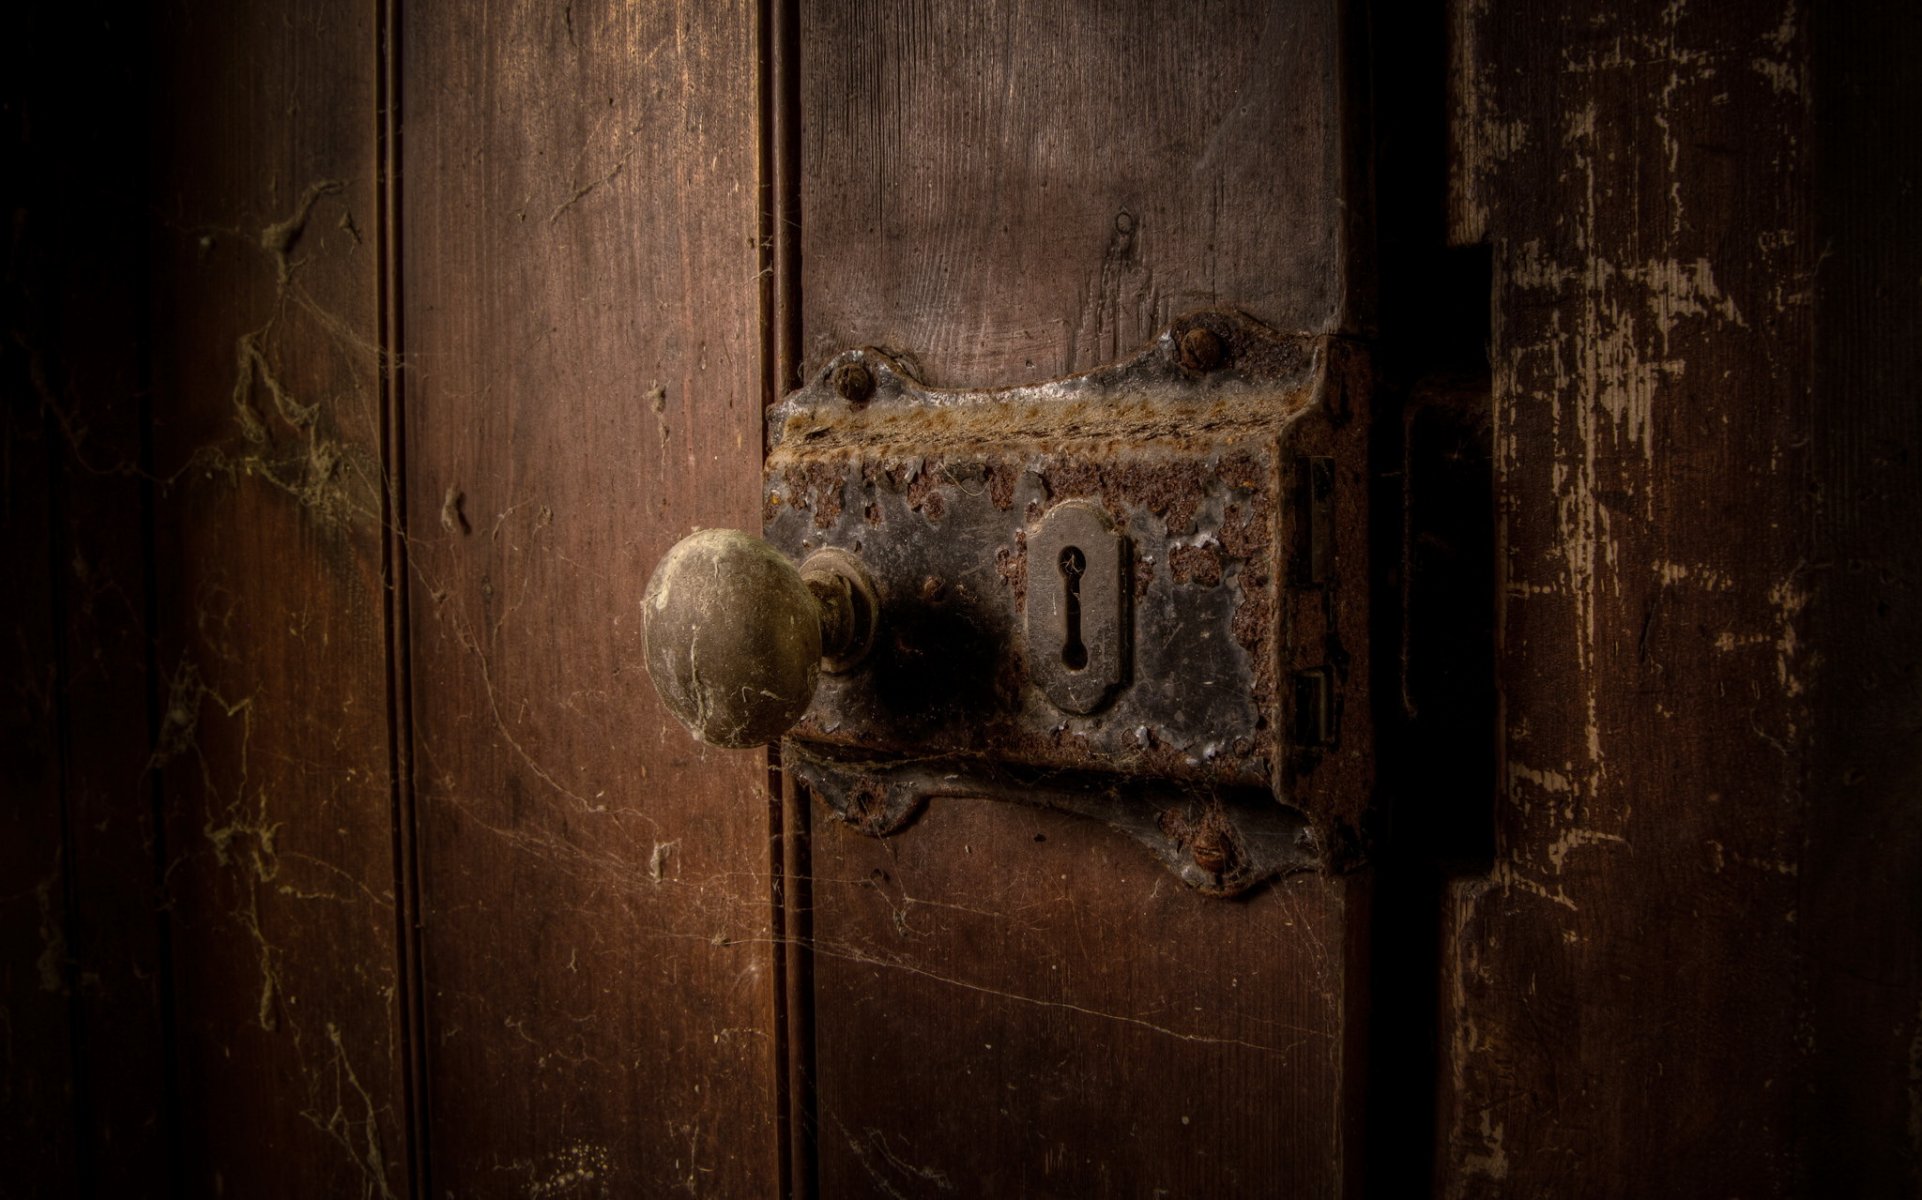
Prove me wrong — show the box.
[1190,828,1238,876]
[1178,327,1228,372]
[832,361,876,405]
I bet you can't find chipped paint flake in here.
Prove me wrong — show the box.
[1461,1110,1510,1181]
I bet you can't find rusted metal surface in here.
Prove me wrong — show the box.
[786,744,1317,898]
[764,311,1374,881]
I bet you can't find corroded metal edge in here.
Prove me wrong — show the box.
[768,308,1320,462]
[783,741,1321,899]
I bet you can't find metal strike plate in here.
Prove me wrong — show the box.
[763,310,1372,892]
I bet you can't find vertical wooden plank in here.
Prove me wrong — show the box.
[1432,0,1920,1192]
[147,0,408,1193]
[0,47,78,1184]
[802,0,1349,390]
[399,1,780,1193]
[810,808,1362,1198]
[3,7,168,1193]
[800,2,1365,1194]
[42,8,174,1189]
[1801,3,1922,1191]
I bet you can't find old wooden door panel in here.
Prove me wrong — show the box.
[398,0,781,1193]
[802,0,1353,387]
[809,803,1361,1198]
[797,1,1366,1194]
[146,0,411,1193]
[1443,2,1810,1188]
[1440,1,1922,1195]
[18,10,173,1190]
[9,1,1919,1196]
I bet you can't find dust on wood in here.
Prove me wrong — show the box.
[141,3,412,1192]
[392,0,780,1192]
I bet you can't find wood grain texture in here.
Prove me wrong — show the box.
[146,0,408,1193]
[802,0,1348,391]
[800,2,1364,1194]
[811,802,1362,1199]
[1438,0,1917,1193]
[398,1,780,1193]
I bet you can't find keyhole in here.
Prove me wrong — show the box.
[1059,545,1088,670]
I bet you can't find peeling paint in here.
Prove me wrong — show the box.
[1770,576,1810,702]
[1460,1110,1509,1181]
[1445,0,1823,1190]
[1488,862,1579,912]
[1656,560,1734,590]
[1544,826,1628,872]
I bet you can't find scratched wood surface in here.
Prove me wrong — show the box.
[144,0,410,1193]
[799,1,1366,1194]
[808,805,1363,1198]
[10,1,1921,1195]
[398,1,781,1194]
[800,0,1350,392]
[1441,0,1922,1194]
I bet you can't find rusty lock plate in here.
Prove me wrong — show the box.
[764,310,1372,894]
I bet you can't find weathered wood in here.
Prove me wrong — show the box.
[810,803,1363,1198]
[145,0,408,1193]
[1439,0,1919,1193]
[6,2,1913,1193]
[802,0,1350,391]
[398,0,780,1193]
[799,1,1366,1194]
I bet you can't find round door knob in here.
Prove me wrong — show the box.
[642,529,878,748]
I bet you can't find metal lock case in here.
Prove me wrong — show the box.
[763,311,1371,895]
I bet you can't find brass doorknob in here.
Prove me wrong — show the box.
[642,529,878,748]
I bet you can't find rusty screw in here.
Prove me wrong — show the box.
[1190,828,1239,876]
[1178,327,1228,372]
[831,361,876,406]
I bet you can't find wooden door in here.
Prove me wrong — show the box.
[790,3,1368,1196]
[4,1,1918,1198]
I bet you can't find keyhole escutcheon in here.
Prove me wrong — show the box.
[1024,500,1129,715]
